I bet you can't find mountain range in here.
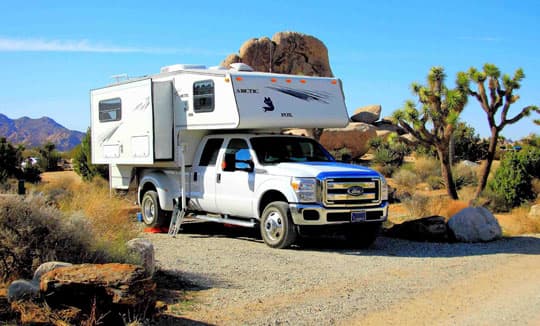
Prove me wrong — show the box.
[0,113,85,151]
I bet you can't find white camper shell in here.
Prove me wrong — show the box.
[91,64,349,168]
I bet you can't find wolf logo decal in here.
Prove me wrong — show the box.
[263,97,275,112]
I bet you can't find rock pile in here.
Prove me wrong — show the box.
[8,262,157,324]
[386,206,503,243]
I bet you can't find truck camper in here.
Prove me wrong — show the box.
[91,63,389,248]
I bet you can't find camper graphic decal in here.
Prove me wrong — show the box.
[266,86,330,104]
[263,97,275,112]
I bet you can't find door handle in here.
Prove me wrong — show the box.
[193,172,198,182]
[217,173,221,183]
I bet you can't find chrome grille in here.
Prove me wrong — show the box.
[323,178,381,207]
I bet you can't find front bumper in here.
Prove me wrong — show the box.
[289,201,388,226]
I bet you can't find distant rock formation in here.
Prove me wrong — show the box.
[0,113,84,151]
[221,31,333,77]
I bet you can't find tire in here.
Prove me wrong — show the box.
[141,190,169,227]
[260,201,297,249]
[345,222,382,249]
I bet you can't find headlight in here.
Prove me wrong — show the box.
[291,177,317,203]
[380,175,389,201]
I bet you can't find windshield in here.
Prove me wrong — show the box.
[250,136,334,164]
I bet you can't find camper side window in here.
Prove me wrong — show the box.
[98,98,122,122]
[199,138,223,166]
[193,80,214,113]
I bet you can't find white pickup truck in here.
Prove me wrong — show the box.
[91,63,388,248]
[138,133,388,248]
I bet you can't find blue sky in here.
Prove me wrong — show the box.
[0,0,538,140]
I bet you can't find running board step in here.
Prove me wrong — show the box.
[192,215,256,228]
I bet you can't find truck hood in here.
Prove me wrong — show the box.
[262,162,382,179]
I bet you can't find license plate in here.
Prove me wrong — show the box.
[351,211,366,223]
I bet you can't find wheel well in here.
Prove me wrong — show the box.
[139,182,157,204]
[258,190,288,217]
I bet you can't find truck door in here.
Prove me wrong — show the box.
[191,138,223,213]
[215,138,255,218]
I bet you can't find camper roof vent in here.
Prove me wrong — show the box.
[229,63,254,72]
[160,64,207,73]
[209,66,228,70]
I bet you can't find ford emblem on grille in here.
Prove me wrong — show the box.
[347,186,364,196]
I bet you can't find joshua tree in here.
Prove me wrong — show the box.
[464,64,539,199]
[393,67,469,199]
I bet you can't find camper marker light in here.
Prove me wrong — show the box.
[300,79,306,84]
[286,79,292,83]
[271,78,277,83]
[236,77,243,81]
[331,80,338,85]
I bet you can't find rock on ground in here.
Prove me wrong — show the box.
[127,237,156,276]
[385,216,450,242]
[448,207,502,242]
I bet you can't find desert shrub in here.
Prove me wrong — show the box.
[392,168,419,191]
[487,147,540,210]
[401,193,444,218]
[39,176,139,249]
[412,156,440,182]
[21,165,42,183]
[426,175,444,190]
[452,161,478,189]
[0,195,108,281]
[370,136,410,177]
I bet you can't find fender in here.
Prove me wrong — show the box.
[253,177,298,219]
[138,170,181,211]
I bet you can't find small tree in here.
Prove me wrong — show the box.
[464,64,539,199]
[0,138,23,182]
[38,142,60,172]
[73,128,108,181]
[393,67,469,199]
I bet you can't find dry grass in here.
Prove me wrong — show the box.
[496,204,540,236]
[33,172,139,259]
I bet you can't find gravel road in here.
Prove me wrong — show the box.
[147,221,540,325]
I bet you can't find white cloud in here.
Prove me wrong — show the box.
[0,37,228,55]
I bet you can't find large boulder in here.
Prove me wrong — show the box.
[40,263,156,307]
[385,216,450,242]
[221,31,333,77]
[350,105,382,124]
[447,207,502,242]
[320,122,377,159]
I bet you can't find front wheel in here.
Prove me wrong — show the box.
[141,190,169,227]
[260,201,297,249]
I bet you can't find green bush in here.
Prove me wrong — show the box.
[452,161,478,189]
[487,147,540,210]
[73,128,109,181]
[0,195,111,282]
